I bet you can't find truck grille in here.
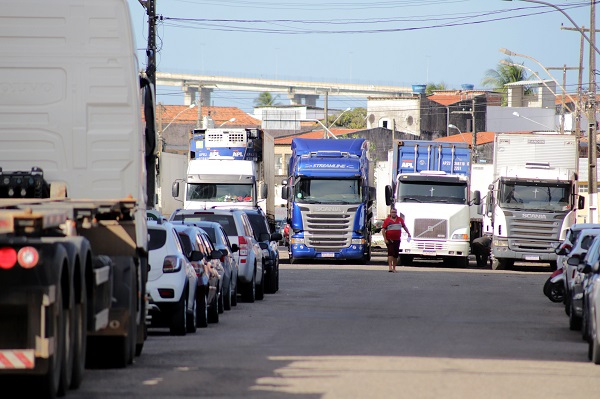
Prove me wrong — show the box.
[505,211,563,253]
[414,218,447,239]
[302,206,356,251]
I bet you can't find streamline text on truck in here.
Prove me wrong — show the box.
[172,126,275,223]
[0,0,153,397]
[384,140,480,268]
[282,138,375,264]
[485,132,582,270]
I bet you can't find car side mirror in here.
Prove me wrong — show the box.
[190,250,204,262]
[271,232,282,242]
[172,181,180,198]
[567,256,580,266]
[210,250,222,260]
[259,232,271,242]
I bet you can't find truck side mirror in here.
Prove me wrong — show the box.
[172,181,180,198]
[281,186,288,200]
[473,190,481,206]
[384,185,393,206]
[368,186,376,201]
[578,195,585,210]
[261,184,268,199]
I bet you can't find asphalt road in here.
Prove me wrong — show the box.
[67,248,600,399]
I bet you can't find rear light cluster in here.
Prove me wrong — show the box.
[162,255,183,273]
[238,236,248,264]
[0,246,39,270]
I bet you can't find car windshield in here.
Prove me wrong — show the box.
[186,183,253,203]
[199,226,217,243]
[172,213,237,236]
[246,214,269,237]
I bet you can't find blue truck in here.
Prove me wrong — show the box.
[282,138,375,264]
[384,140,480,268]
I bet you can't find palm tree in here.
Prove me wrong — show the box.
[481,58,529,104]
[426,82,448,95]
[254,91,280,107]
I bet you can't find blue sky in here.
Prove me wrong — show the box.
[128,0,595,113]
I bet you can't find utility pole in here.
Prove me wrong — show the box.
[471,97,477,163]
[547,65,579,134]
[588,1,598,223]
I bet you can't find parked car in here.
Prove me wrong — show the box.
[586,257,600,364]
[241,208,282,294]
[147,219,198,335]
[170,209,264,303]
[173,224,224,325]
[556,223,600,313]
[563,228,600,330]
[188,220,239,310]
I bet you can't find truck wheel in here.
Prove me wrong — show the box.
[135,257,148,357]
[70,270,87,389]
[196,290,208,328]
[170,290,188,336]
[256,267,265,301]
[592,335,600,364]
[399,255,413,266]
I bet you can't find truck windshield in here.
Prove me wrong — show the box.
[293,178,361,203]
[499,181,570,211]
[396,181,467,204]
[186,183,254,203]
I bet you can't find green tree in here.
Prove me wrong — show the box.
[253,91,280,107]
[326,107,367,129]
[481,58,529,104]
[426,82,448,95]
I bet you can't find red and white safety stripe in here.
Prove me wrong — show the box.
[0,350,35,369]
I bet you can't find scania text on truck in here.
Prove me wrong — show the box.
[384,140,480,268]
[282,138,375,264]
[0,0,153,397]
[172,127,275,222]
[485,133,583,270]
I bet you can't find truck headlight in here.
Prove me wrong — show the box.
[352,238,365,245]
[493,238,508,247]
[451,233,469,240]
[290,237,304,244]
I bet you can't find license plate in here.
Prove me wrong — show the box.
[423,251,436,256]
[525,255,540,261]
[321,253,335,258]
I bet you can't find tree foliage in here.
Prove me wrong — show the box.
[254,91,280,107]
[326,107,367,129]
[481,58,530,104]
[426,82,448,95]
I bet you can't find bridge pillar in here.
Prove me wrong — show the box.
[288,94,319,106]
[183,86,213,106]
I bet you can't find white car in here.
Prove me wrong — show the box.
[147,219,198,335]
[170,209,264,303]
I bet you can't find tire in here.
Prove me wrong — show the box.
[569,299,582,331]
[208,289,219,323]
[492,258,513,270]
[543,279,565,303]
[186,291,197,333]
[70,271,87,389]
[593,337,600,365]
[242,269,256,303]
[196,291,208,328]
[170,290,188,336]
[264,269,275,294]
[217,283,225,314]
[223,279,232,311]
[399,255,413,267]
[256,267,265,301]
[136,257,148,357]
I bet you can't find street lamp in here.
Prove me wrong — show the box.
[329,107,352,129]
[159,103,196,151]
[219,117,236,127]
[447,124,470,144]
[512,111,556,131]
[304,119,338,139]
[502,0,600,55]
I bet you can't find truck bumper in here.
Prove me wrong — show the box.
[290,244,364,260]
[399,240,469,258]
[492,247,557,262]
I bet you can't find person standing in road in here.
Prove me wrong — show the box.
[472,235,492,268]
[382,208,410,272]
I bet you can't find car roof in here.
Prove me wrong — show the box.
[570,223,600,231]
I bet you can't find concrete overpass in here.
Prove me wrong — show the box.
[156,72,414,106]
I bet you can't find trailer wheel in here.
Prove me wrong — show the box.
[399,255,413,267]
[70,268,87,389]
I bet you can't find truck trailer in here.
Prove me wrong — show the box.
[282,138,375,264]
[385,140,480,268]
[0,0,152,397]
[172,127,275,223]
[486,133,582,270]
